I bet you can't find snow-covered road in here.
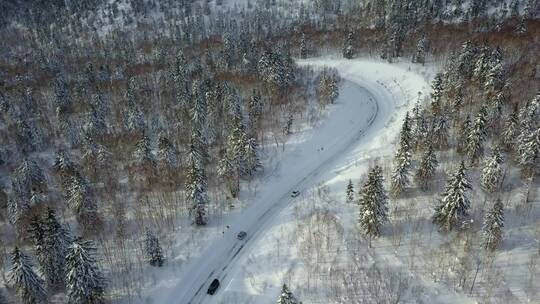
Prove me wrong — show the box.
[150,58,429,304]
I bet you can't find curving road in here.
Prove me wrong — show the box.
[160,59,400,304]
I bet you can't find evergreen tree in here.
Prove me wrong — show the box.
[124,77,145,133]
[518,127,540,178]
[466,105,488,164]
[433,161,472,231]
[133,134,156,171]
[481,146,504,193]
[65,239,105,304]
[346,179,354,203]
[157,132,179,170]
[299,33,308,59]
[172,50,189,109]
[277,284,299,304]
[415,144,438,191]
[186,141,209,226]
[144,230,165,267]
[248,89,263,134]
[358,165,388,246]
[430,73,444,114]
[244,136,261,176]
[67,175,101,234]
[412,35,428,65]
[8,247,47,304]
[482,199,504,251]
[390,144,412,198]
[343,30,355,59]
[502,103,519,150]
[457,114,472,154]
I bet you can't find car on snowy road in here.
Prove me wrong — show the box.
[207,279,220,295]
[291,190,300,198]
[237,231,247,240]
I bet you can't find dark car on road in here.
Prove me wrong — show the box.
[237,231,247,240]
[207,279,220,295]
[291,190,300,198]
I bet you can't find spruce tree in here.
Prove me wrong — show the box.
[346,179,354,203]
[480,146,504,193]
[41,209,71,289]
[144,230,165,267]
[482,199,504,251]
[277,284,299,304]
[412,35,428,65]
[433,161,472,231]
[501,104,519,151]
[299,33,307,59]
[430,73,444,114]
[244,136,261,176]
[65,239,105,304]
[466,105,488,165]
[518,127,540,178]
[157,132,179,171]
[415,144,438,191]
[391,113,412,197]
[186,141,209,226]
[8,247,47,304]
[343,30,355,59]
[133,134,156,172]
[359,166,388,246]
[67,175,101,234]
[433,113,450,150]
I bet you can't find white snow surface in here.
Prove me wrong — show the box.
[142,57,437,304]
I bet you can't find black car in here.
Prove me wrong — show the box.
[207,279,220,295]
[237,231,247,240]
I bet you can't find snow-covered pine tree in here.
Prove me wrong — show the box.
[67,175,101,235]
[430,73,444,114]
[172,50,189,109]
[481,146,504,193]
[277,284,299,304]
[300,33,307,59]
[518,127,540,178]
[359,165,388,246]
[8,247,47,304]
[244,136,261,176]
[390,113,413,197]
[42,208,71,289]
[457,41,477,81]
[124,77,146,134]
[433,113,450,150]
[186,141,209,225]
[157,132,179,171]
[415,144,438,191]
[346,179,354,203]
[501,103,519,151]
[482,199,504,251]
[133,134,156,172]
[144,230,165,267]
[248,89,263,135]
[457,114,472,155]
[13,159,47,195]
[433,161,472,231]
[412,35,428,65]
[466,105,488,165]
[65,239,105,304]
[343,30,355,59]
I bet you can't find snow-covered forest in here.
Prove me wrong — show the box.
[0,0,538,303]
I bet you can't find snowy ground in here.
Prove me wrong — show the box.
[139,57,540,304]
[198,58,443,304]
[138,57,434,303]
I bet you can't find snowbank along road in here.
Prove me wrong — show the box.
[151,58,428,304]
